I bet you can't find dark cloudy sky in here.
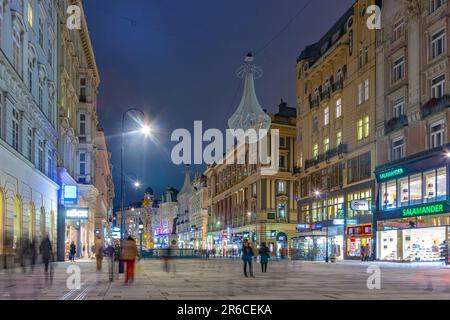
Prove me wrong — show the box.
[83,0,354,206]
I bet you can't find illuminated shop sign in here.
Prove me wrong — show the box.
[296,224,310,231]
[62,185,78,206]
[333,219,344,225]
[66,208,88,219]
[377,167,405,182]
[350,200,369,211]
[347,224,371,236]
[401,203,446,218]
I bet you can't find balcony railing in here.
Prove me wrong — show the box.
[421,95,450,119]
[384,115,408,134]
[310,98,319,109]
[320,90,331,100]
[304,144,348,170]
[333,79,343,91]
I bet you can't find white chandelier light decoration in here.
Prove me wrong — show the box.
[228,53,271,142]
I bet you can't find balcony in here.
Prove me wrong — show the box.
[421,95,450,119]
[320,90,331,101]
[332,79,343,91]
[304,144,347,170]
[309,98,319,109]
[384,115,408,134]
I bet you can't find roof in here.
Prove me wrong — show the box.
[297,5,354,65]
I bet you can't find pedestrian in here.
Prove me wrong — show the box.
[69,241,76,262]
[94,236,104,271]
[364,244,371,262]
[104,242,115,282]
[259,242,270,273]
[242,239,254,278]
[82,244,86,258]
[20,239,30,273]
[39,234,52,282]
[121,236,139,284]
[29,238,37,272]
[360,244,366,262]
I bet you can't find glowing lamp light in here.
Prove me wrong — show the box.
[140,124,152,136]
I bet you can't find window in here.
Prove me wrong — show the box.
[0,4,4,48]
[393,18,404,41]
[410,174,422,205]
[79,114,86,136]
[336,131,342,146]
[383,181,397,209]
[348,189,371,217]
[399,177,409,207]
[13,28,22,73]
[358,80,369,104]
[431,29,445,58]
[335,98,342,118]
[279,155,286,169]
[393,97,405,118]
[252,183,257,197]
[431,0,445,12]
[358,48,363,69]
[323,137,329,152]
[47,150,52,179]
[80,77,87,100]
[357,116,369,141]
[47,100,53,124]
[27,128,33,161]
[437,167,446,200]
[278,203,286,219]
[324,196,344,220]
[364,46,369,65]
[392,137,404,160]
[312,201,322,222]
[430,121,444,148]
[357,118,363,141]
[393,57,405,82]
[38,16,43,48]
[364,79,369,102]
[424,170,436,203]
[12,109,19,151]
[278,181,285,193]
[27,0,33,27]
[313,144,318,160]
[279,136,286,147]
[347,152,371,184]
[38,82,43,109]
[79,152,86,175]
[28,59,33,93]
[324,107,329,125]
[312,115,318,131]
[363,115,369,138]
[431,74,445,98]
[38,140,44,172]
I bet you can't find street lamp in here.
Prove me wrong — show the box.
[133,181,141,188]
[120,107,150,273]
[139,219,144,256]
[314,190,329,263]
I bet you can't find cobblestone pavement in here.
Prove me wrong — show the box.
[1,258,450,300]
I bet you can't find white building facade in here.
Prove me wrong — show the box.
[0,0,58,266]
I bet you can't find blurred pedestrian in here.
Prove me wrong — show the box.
[20,239,30,273]
[242,239,254,278]
[39,235,52,282]
[121,236,139,284]
[30,238,37,272]
[360,245,366,262]
[105,242,115,282]
[259,242,270,273]
[69,241,76,262]
[94,236,104,271]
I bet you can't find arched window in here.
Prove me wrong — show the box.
[12,12,26,76]
[13,195,22,250]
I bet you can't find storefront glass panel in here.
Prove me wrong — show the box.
[424,170,436,203]
[437,167,446,201]
[398,177,409,207]
[410,174,422,205]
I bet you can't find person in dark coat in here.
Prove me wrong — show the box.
[39,235,52,283]
[69,241,76,262]
[29,238,37,272]
[241,239,254,278]
[259,242,270,273]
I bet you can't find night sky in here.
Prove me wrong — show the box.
[83,0,354,206]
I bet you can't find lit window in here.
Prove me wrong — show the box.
[278,181,285,193]
[28,1,33,27]
[363,115,369,138]
[79,152,86,175]
[323,137,329,152]
[313,144,318,159]
[431,74,445,98]
[431,29,445,58]
[357,118,363,141]
[278,203,286,219]
[409,174,422,205]
[336,131,342,146]
[324,107,329,125]
[335,98,342,118]
[383,181,397,209]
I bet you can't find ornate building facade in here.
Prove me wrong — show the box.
[0,0,58,266]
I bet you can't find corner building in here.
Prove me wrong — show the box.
[293,0,378,261]
[375,0,450,262]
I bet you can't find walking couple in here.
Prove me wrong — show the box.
[241,239,271,277]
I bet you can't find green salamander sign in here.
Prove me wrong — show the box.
[402,203,445,217]
[377,167,405,181]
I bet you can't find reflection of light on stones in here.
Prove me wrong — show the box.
[228,53,271,141]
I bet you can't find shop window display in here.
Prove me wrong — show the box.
[383,181,397,209]
[409,174,422,205]
[398,177,409,207]
[424,170,436,203]
[436,168,446,201]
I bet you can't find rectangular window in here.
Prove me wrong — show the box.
[348,152,371,184]
[364,79,369,102]
[278,181,285,193]
[431,29,445,58]
[312,115,318,131]
[358,48,363,69]
[393,18,404,41]
[431,74,445,98]
[357,118,363,141]
[348,189,371,218]
[279,155,286,169]
[313,144,318,160]
[336,131,342,146]
[393,57,405,82]
[424,170,436,203]
[383,181,397,209]
[79,152,86,175]
[27,128,32,161]
[80,77,87,100]
[47,150,52,179]
[363,115,369,138]
[279,137,286,147]
[28,62,33,93]
[393,97,405,118]
[323,137,329,152]
[431,0,445,12]
[392,138,404,161]
[38,84,43,109]
[399,176,409,207]
[409,174,422,205]
[79,113,86,136]
[278,203,286,219]
[252,183,257,197]
[28,0,33,27]
[437,167,447,201]
[324,107,329,125]
[38,140,44,172]
[430,121,444,148]
[335,98,342,118]
[358,83,363,105]
[12,109,19,151]
[38,16,43,48]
